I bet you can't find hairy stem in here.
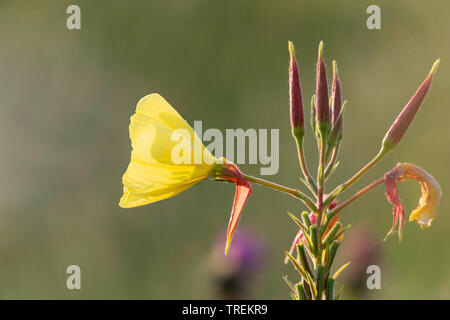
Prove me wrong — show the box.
[242,174,317,211]
[324,146,339,180]
[317,134,326,228]
[328,177,384,217]
[295,139,318,194]
[324,146,389,206]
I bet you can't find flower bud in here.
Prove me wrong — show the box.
[382,59,440,150]
[288,41,304,138]
[331,60,343,137]
[315,41,330,135]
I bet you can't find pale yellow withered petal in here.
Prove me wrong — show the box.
[403,163,442,228]
[119,93,218,208]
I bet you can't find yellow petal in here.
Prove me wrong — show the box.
[119,93,218,208]
[130,93,216,164]
[403,163,442,228]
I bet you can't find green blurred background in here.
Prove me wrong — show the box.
[0,0,448,299]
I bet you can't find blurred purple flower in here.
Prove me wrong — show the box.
[210,227,266,299]
[341,223,382,298]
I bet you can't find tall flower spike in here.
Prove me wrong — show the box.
[382,59,440,150]
[384,163,442,240]
[119,93,252,254]
[315,41,330,136]
[288,41,304,138]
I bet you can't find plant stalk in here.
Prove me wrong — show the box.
[242,173,317,211]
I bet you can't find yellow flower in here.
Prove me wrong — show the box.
[119,93,251,254]
[119,93,218,207]
[384,162,442,239]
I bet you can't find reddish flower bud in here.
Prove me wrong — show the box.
[315,41,330,134]
[331,60,342,135]
[382,59,440,150]
[288,41,304,137]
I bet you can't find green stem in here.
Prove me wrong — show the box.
[314,133,327,282]
[317,134,326,234]
[328,177,384,217]
[242,173,317,212]
[324,146,339,180]
[324,146,389,207]
[295,138,318,194]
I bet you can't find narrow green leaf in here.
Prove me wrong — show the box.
[324,160,340,181]
[284,250,317,297]
[295,214,314,250]
[297,243,312,275]
[322,222,342,247]
[282,275,296,293]
[315,265,325,300]
[332,224,352,243]
[310,225,319,257]
[332,261,351,279]
[296,282,307,300]
[326,278,335,300]
[286,211,307,230]
[326,100,347,159]
[301,211,312,228]
[283,212,311,265]
[335,285,345,300]
[323,210,339,231]
[302,279,312,300]
[327,241,340,270]
[298,176,317,195]
[283,250,308,279]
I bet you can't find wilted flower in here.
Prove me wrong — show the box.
[119,93,251,254]
[384,163,442,240]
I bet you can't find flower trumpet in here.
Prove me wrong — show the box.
[119,93,251,254]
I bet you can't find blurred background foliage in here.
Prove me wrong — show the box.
[0,0,448,299]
